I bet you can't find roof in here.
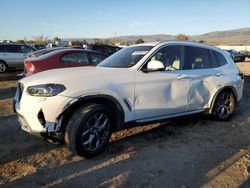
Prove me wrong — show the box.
[130,40,222,51]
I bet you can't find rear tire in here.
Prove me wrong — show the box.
[65,104,113,158]
[0,61,7,73]
[213,90,236,121]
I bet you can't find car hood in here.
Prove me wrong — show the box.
[19,66,134,97]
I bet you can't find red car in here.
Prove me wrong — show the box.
[24,49,107,76]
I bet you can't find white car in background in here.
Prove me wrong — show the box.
[14,41,244,158]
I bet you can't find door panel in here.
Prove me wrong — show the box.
[182,69,223,110]
[185,46,224,111]
[134,71,190,120]
[5,53,25,68]
[5,45,25,68]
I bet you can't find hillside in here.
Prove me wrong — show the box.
[64,28,250,45]
[191,28,250,45]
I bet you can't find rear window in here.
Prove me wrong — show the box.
[20,45,35,53]
[60,52,89,64]
[5,45,19,53]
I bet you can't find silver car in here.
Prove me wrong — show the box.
[0,43,36,73]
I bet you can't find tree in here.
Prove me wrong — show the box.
[82,40,88,45]
[16,40,26,44]
[32,35,48,45]
[71,40,83,46]
[93,38,103,44]
[175,34,189,41]
[53,37,61,44]
[135,38,144,44]
[103,39,115,45]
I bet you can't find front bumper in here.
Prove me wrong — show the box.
[13,84,73,134]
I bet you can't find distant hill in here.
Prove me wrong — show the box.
[191,28,250,45]
[63,27,250,45]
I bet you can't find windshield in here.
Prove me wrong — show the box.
[98,46,153,68]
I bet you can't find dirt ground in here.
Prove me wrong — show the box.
[1,61,250,188]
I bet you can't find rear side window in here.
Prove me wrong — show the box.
[208,50,219,68]
[20,45,35,53]
[0,45,5,52]
[61,52,89,64]
[5,45,19,53]
[89,53,106,64]
[213,51,227,66]
[187,46,210,69]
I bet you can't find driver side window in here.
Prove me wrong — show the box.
[148,45,185,71]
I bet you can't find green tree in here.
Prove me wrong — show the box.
[135,38,144,44]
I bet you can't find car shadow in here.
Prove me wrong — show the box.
[0,87,16,100]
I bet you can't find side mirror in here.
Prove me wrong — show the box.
[146,60,164,72]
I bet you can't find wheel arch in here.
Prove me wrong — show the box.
[208,86,237,114]
[58,94,125,132]
[0,60,8,67]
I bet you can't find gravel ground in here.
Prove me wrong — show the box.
[0,62,250,188]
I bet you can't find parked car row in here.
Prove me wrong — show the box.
[225,49,246,62]
[13,41,244,158]
[240,50,250,58]
[0,43,121,73]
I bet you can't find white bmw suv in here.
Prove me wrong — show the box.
[14,41,244,158]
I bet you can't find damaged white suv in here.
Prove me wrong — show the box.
[14,41,244,158]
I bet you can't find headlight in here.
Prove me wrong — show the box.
[27,84,66,97]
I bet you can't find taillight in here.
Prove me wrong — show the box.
[25,61,35,76]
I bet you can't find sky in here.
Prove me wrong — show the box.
[0,0,250,40]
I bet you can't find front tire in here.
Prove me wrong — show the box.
[65,104,113,158]
[213,90,236,121]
